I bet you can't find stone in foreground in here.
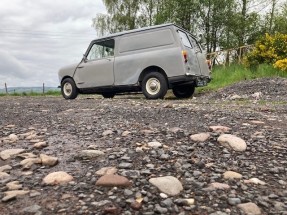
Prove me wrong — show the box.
[223,171,243,180]
[237,202,261,215]
[218,134,247,152]
[190,133,210,142]
[244,178,266,185]
[205,182,231,191]
[79,150,105,159]
[96,167,118,176]
[147,142,162,149]
[96,174,131,187]
[0,149,25,160]
[149,176,183,196]
[2,190,30,202]
[43,171,73,185]
[209,126,231,133]
[0,172,10,180]
[6,181,22,190]
[40,154,58,166]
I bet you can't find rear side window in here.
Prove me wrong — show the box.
[189,36,202,53]
[178,31,192,49]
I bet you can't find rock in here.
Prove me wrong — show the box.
[122,131,131,137]
[237,202,261,215]
[118,162,132,169]
[185,199,195,206]
[0,172,10,180]
[251,92,262,100]
[228,198,241,206]
[9,134,19,142]
[96,174,131,187]
[43,171,73,185]
[20,158,42,169]
[169,127,183,133]
[40,154,58,167]
[0,165,12,172]
[103,205,121,214]
[102,130,113,136]
[131,201,142,210]
[79,150,105,159]
[209,126,231,133]
[161,198,173,207]
[17,153,37,159]
[124,189,133,196]
[155,204,168,213]
[223,171,243,180]
[2,190,30,202]
[229,94,243,100]
[244,178,266,185]
[0,149,25,160]
[6,181,22,190]
[147,142,162,149]
[250,120,265,125]
[149,176,183,196]
[190,133,210,142]
[160,193,168,199]
[205,182,231,191]
[218,134,247,152]
[22,204,42,214]
[34,142,47,149]
[96,167,118,176]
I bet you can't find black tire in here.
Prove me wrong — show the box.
[102,93,115,99]
[61,78,79,100]
[142,72,168,99]
[172,84,195,99]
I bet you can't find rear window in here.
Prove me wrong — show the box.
[178,31,192,49]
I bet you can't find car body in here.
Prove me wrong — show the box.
[58,23,211,99]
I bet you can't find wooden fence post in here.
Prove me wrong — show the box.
[5,83,8,94]
[43,83,45,95]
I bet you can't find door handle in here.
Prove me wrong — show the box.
[78,66,84,69]
[105,58,112,62]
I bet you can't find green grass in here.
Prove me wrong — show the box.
[0,90,61,97]
[197,64,287,93]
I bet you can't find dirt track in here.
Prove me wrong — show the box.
[0,78,286,215]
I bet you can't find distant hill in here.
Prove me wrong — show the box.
[0,87,60,93]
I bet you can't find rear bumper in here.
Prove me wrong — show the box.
[168,74,210,88]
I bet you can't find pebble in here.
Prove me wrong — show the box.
[43,171,73,185]
[96,174,131,187]
[2,190,30,202]
[237,202,261,215]
[149,176,183,196]
[190,133,210,142]
[40,154,58,166]
[223,171,243,180]
[96,167,118,176]
[0,149,25,160]
[6,181,22,190]
[147,142,162,149]
[218,134,247,152]
[79,150,105,159]
[228,198,241,206]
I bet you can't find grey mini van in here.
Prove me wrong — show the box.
[58,23,211,99]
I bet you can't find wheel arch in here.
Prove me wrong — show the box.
[61,76,74,84]
[138,66,168,86]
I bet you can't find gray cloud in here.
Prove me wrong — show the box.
[0,0,105,88]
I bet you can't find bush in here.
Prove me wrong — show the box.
[244,33,287,69]
[274,58,287,72]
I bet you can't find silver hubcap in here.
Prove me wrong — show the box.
[146,78,161,95]
[63,83,72,96]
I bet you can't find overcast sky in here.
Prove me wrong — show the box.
[0,0,106,88]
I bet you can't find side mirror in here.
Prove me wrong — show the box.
[82,54,87,63]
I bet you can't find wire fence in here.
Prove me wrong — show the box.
[1,83,60,95]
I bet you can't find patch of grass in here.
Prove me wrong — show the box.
[197,64,287,94]
[0,90,61,97]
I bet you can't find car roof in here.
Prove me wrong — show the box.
[92,23,195,42]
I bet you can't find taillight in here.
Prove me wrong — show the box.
[182,50,188,63]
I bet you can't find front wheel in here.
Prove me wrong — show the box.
[172,84,195,99]
[142,72,168,99]
[61,78,79,100]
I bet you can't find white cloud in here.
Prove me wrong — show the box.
[0,0,105,88]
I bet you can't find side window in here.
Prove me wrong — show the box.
[178,31,192,49]
[87,39,115,61]
[189,36,202,53]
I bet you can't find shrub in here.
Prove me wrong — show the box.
[244,33,287,69]
[274,58,287,72]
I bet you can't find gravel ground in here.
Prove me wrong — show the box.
[0,78,286,215]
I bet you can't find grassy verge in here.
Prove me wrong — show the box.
[0,90,61,97]
[197,64,287,94]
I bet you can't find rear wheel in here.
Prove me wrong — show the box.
[172,84,195,99]
[61,78,78,100]
[142,72,168,99]
[102,93,115,99]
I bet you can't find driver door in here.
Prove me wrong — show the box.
[74,39,115,88]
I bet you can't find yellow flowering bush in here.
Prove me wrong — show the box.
[245,33,287,70]
[274,59,287,72]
